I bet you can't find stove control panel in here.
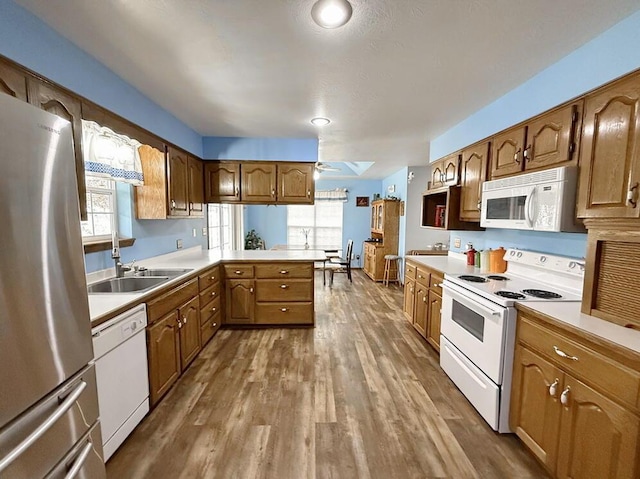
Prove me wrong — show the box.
[505,249,584,277]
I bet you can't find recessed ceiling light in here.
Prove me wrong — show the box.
[311,117,331,126]
[311,0,353,29]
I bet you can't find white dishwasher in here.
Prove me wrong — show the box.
[92,303,149,461]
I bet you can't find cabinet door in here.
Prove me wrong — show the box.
[510,346,563,473]
[426,290,442,352]
[204,161,241,203]
[278,163,314,204]
[403,279,416,321]
[225,279,255,324]
[187,156,204,216]
[242,162,276,203]
[28,79,87,220]
[577,74,640,219]
[147,312,181,406]
[429,159,445,189]
[442,153,460,186]
[525,102,581,172]
[556,375,640,479]
[0,58,28,101]
[490,126,526,178]
[178,296,201,370]
[460,142,489,221]
[167,148,189,217]
[413,286,428,338]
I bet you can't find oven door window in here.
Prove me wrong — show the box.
[485,195,527,221]
[451,300,485,341]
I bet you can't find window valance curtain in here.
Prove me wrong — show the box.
[315,188,348,202]
[82,120,144,185]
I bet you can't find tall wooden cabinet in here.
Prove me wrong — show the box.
[577,73,640,219]
[510,307,640,479]
[363,199,400,282]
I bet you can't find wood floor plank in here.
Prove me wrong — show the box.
[106,270,548,479]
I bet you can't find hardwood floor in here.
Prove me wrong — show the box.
[106,270,548,478]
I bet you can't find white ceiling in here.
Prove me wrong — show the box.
[15,0,640,178]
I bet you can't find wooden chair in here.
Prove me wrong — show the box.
[328,239,354,285]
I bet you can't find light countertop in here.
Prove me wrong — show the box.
[88,247,326,326]
[405,253,477,275]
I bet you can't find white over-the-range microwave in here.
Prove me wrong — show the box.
[480,165,584,232]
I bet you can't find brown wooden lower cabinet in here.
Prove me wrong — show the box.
[147,312,181,407]
[225,279,255,324]
[178,296,201,370]
[403,259,443,352]
[511,307,640,479]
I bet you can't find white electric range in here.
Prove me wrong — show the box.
[439,249,584,433]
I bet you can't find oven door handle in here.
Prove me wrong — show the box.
[442,282,504,318]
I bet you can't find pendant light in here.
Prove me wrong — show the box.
[311,0,353,29]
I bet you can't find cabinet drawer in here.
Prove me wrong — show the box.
[200,311,221,345]
[518,317,640,409]
[255,262,313,278]
[224,264,254,279]
[200,296,221,326]
[416,267,431,287]
[198,265,220,290]
[147,278,198,324]
[405,262,416,280]
[430,272,444,292]
[199,282,221,307]
[255,302,314,324]
[255,279,313,302]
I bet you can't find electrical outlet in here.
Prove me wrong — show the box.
[454,237,461,248]
[355,254,360,261]
[202,227,207,236]
[176,239,183,249]
[192,228,197,238]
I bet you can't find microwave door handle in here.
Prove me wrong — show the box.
[524,188,536,228]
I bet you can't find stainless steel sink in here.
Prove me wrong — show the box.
[87,276,170,294]
[135,268,193,277]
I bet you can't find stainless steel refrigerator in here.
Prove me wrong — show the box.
[0,94,106,478]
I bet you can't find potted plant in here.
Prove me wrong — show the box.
[245,229,264,250]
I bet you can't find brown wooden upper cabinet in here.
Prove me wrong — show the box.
[204,160,315,205]
[460,141,490,221]
[577,73,640,219]
[205,161,241,203]
[28,79,87,220]
[277,163,315,203]
[490,102,582,179]
[0,58,28,101]
[167,147,203,218]
[241,162,277,202]
[428,153,459,190]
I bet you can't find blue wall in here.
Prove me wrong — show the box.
[430,10,640,160]
[203,137,318,161]
[244,178,382,265]
[0,0,207,273]
[382,168,408,256]
[429,10,640,258]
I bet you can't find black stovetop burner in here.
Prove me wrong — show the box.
[522,289,562,299]
[496,291,526,300]
[459,275,489,283]
[487,275,509,281]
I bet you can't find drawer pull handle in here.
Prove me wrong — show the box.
[211,307,217,312]
[210,276,216,280]
[627,182,638,208]
[250,287,254,294]
[183,316,188,324]
[212,322,217,327]
[211,291,216,297]
[234,270,243,275]
[560,386,571,406]
[433,283,441,287]
[549,378,559,397]
[280,284,288,289]
[281,308,288,312]
[280,270,289,274]
[554,346,578,361]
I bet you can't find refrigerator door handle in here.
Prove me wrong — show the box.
[64,441,93,479]
[0,380,87,473]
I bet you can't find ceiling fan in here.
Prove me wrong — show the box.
[315,162,341,172]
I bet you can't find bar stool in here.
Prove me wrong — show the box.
[383,254,402,287]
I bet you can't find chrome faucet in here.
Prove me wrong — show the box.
[111,232,135,278]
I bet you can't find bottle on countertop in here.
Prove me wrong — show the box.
[480,249,491,272]
[474,250,481,268]
[465,243,476,266]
